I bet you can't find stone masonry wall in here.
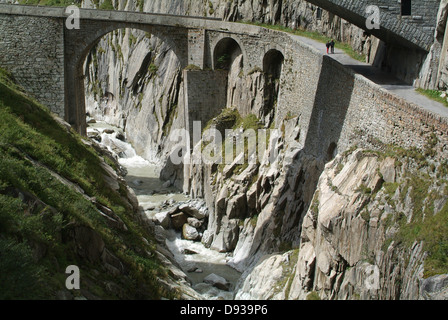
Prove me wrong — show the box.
[272,30,448,161]
[0,14,65,116]
[340,65,448,156]
[183,69,228,140]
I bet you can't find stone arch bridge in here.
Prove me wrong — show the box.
[0,4,287,135]
[0,2,440,135]
[0,3,444,164]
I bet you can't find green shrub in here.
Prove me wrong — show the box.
[99,0,115,10]
[0,239,47,300]
[306,291,321,300]
[416,88,448,108]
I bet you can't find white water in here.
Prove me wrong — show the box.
[87,121,241,300]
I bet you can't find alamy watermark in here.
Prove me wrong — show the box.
[366,5,381,30]
[168,121,282,166]
[65,265,80,290]
[63,5,380,34]
[65,5,80,30]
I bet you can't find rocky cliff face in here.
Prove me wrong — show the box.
[234,146,448,300]
[185,104,448,300]
[85,27,184,167]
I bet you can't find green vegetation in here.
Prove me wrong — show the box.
[383,182,399,195]
[203,108,265,182]
[0,238,47,299]
[18,0,122,10]
[99,0,115,10]
[136,0,144,12]
[128,31,138,47]
[247,67,263,76]
[334,162,344,175]
[360,209,371,222]
[362,143,431,169]
[273,249,300,299]
[416,88,448,108]
[240,21,366,62]
[18,0,115,9]
[356,183,372,196]
[391,172,448,278]
[0,67,173,299]
[116,44,124,62]
[203,108,241,134]
[235,113,263,132]
[18,0,75,6]
[359,143,448,279]
[216,54,231,70]
[306,291,321,300]
[249,214,259,228]
[162,104,178,136]
[184,64,202,71]
[208,0,215,15]
[310,191,320,220]
[148,63,159,78]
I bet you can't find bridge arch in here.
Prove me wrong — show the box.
[211,36,247,71]
[64,22,187,135]
[262,49,284,123]
[263,48,284,79]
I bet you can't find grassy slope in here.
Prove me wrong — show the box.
[18,0,116,10]
[0,68,172,300]
[416,88,448,109]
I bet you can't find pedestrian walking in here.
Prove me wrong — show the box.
[326,41,330,54]
[330,39,335,54]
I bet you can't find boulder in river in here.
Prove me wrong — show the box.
[170,212,188,230]
[103,129,115,135]
[182,248,199,255]
[201,230,214,248]
[187,266,203,273]
[88,131,101,143]
[179,201,208,220]
[154,211,171,229]
[182,224,200,241]
[187,217,203,229]
[132,179,144,186]
[203,273,230,291]
[115,132,126,142]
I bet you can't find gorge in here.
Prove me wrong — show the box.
[1,0,448,300]
[81,0,448,300]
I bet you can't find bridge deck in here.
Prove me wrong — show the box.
[291,34,448,120]
[0,3,258,35]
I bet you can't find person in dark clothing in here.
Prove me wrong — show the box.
[326,41,330,54]
[330,39,335,54]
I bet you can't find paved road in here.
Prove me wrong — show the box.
[292,34,448,120]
